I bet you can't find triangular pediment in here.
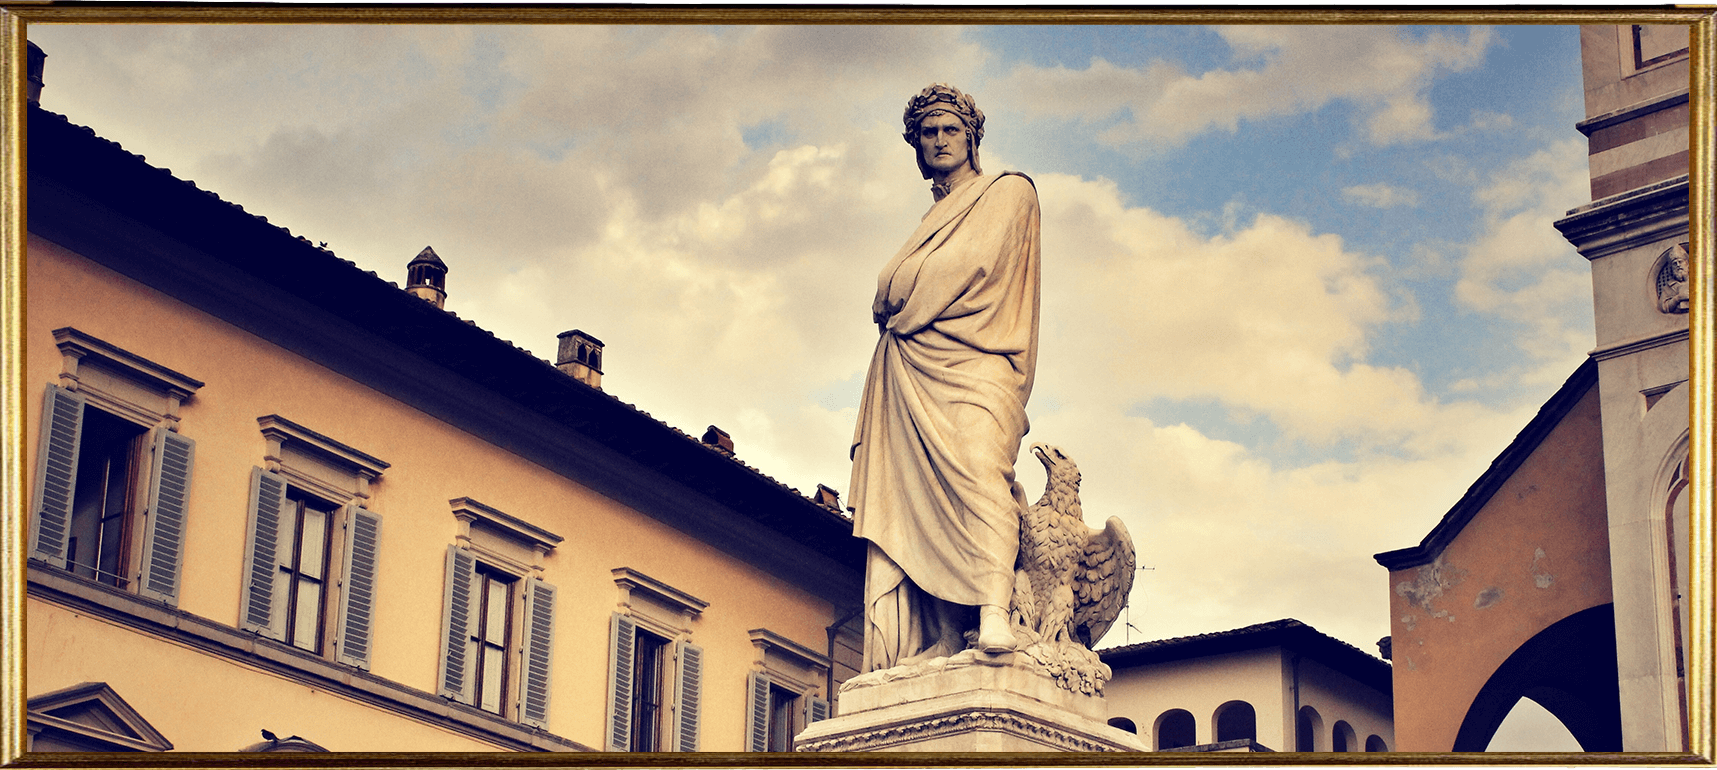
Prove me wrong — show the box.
[27,682,172,752]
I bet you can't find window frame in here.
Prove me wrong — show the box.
[607,568,707,752]
[745,628,832,752]
[240,416,387,668]
[279,490,338,653]
[30,328,203,605]
[438,499,559,728]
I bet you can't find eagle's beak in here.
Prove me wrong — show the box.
[1032,443,1054,466]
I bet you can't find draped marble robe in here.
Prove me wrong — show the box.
[849,171,1041,671]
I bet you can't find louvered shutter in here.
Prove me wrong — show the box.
[746,671,771,752]
[29,385,84,568]
[436,545,477,701]
[606,612,637,751]
[238,467,288,638]
[673,640,702,751]
[335,505,382,669]
[807,695,830,724]
[518,578,557,729]
[137,427,195,605]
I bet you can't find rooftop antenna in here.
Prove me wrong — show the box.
[1125,565,1155,644]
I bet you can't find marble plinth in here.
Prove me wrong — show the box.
[794,649,1147,752]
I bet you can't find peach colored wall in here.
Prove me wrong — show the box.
[1384,383,1611,751]
[27,600,506,752]
[26,234,844,751]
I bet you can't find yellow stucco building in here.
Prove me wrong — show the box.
[21,62,864,753]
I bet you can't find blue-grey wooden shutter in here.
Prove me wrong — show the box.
[335,505,382,669]
[518,577,556,729]
[137,427,195,605]
[673,639,702,751]
[238,467,288,638]
[436,545,477,701]
[746,671,771,752]
[807,695,830,724]
[29,385,84,569]
[606,612,637,751]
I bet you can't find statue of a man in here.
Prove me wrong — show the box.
[848,84,1041,671]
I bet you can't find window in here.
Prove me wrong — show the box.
[1296,706,1324,751]
[240,416,386,669]
[1332,720,1356,752]
[632,629,670,751]
[607,568,705,752]
[29,328,202,607]
[65,408,147,588]
[472,566,516,714]
[1155,709,1195,750]
[437,499,559,727]
[744,628,831,752]
[1214,700,1256,743]
[280,492,336,652]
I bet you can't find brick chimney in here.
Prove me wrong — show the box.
[814,484,842,510]
[27,42,45,105]
[406,246,448,309]
[701,425,734,455]
[555,330,604,389]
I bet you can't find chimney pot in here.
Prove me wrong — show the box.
[701,425,734,455]
[1377,636,1392,660]
[555,329,604,389]
[406,246,448,309]
[814,484,841,510]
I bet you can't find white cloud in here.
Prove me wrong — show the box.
[995,26,1494,150]
[1342,182,1421,209]
[25,23,1584,655]
[1454,137,1594,376]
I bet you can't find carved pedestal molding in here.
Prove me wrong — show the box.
[794,651,1145,752]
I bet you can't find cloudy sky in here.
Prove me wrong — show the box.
[28,21,1596,748]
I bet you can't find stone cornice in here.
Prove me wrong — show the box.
[1575,88,1690,137]
[795,708,1127,752]
[1554,176,1689,261]
[1592,328,1690,362]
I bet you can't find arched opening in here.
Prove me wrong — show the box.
[1332,720,1356,752]
[1154,709,1195,750]
[1451,604,1622,751]
[1213,700,1256,742]
[1108,717,1137,734]
[1485,696,1583,751]
[1365,735,1388,752]
[1296,706,1323,752]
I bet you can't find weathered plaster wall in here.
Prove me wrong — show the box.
[1385,383,1611,751]
[26,235,843,751]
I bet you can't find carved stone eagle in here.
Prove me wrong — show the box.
[1010,443,1136,693]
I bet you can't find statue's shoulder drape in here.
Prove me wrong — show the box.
[850,172,1041,608]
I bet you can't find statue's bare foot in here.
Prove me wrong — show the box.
[977,605,1017,653]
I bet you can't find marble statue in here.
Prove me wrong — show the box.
[848,83,1042,671]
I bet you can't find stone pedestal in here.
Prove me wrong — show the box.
[794,649,1147,752]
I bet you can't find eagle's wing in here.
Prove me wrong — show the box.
[1073,516,1135,649]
